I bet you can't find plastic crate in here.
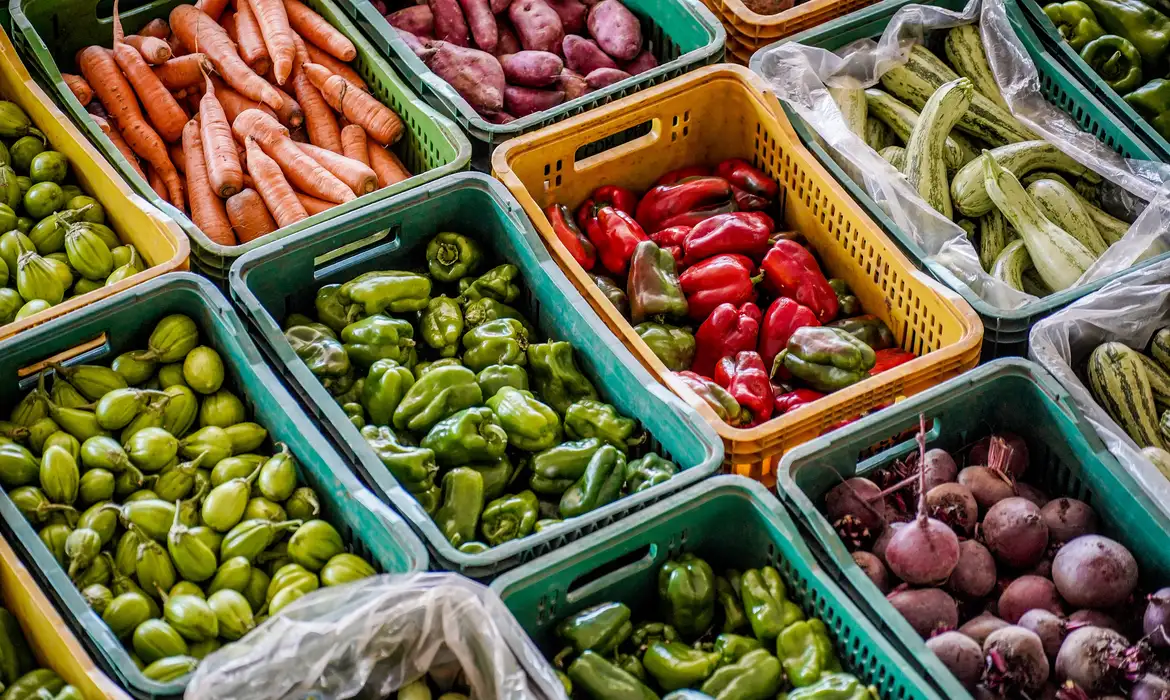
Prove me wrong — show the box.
[0,273,428,700]
[10,0,471,288]
[753,0,1166,359]
[0,26,188,343]
[491,475,946,700]
[336,0,725,169]
[703,0,885,59]
[492,64,983,487]
[774,358,1170,699]
[229,173,724,579]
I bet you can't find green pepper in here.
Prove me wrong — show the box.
[434,467,484,547]
[340,314,416,368]
[779,621,828,687]
[556,602,633,655]
[480,489,538,546]
[2,668,64,700]
[827,315,895,351]
[462,319,529,372]
[527,341,599,414]
[564,399,639,450]
[827,279,861,318]
[459,264,520,304]
[477,364,529,397]
[393,365,483,433]
[590,273,629,317]
[658,554,716,637]
[342,402,365,428]
[699,648,783,699]
[740,566,804,641]
[776,327,876,393]
[1079,0,1170,64]
[714,633,762,664]
[462,297,532,333]
[486,387,561,451]
[1126,78,1170,140]
[1080,34,1144,92]
[630,621,679,651]
[323,368,358,398]
[333,376,366,407]
[414,358,462,379]
[624,453,678,493]
[614,652,648,683]
[715,576,747,633]
[635,323,695,372]
[1044,1,1106,49]
[361,359,416,426]
[459,541,489,554]
[339,271,432,315]
[534,517,561,532]
[786,673,873,700]
[360,424,438,497]
[286,325,350,378]
[420,296,464,358]
[643,641,721,691]
[419,407,508,467]
[469,454,513,500]
[529,438,603,495]
[427,232,482,282]
[559,444,625,517]
[628,240,689,324]
[315,284,361,333]
[567,651,659,700]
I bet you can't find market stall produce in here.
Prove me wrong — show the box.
[0,598,86,700]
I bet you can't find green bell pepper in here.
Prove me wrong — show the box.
[635,323,695,372]
[420,296,464,358]
[776,327,876,393]
[643,641,721,691]
[715,575,747,633]
[486,387,561,451]
[469,454,514,500]
[559,444,625,517]
[590,273,629,317]
[419,407,508,466]
[530,438,603,495]
[786,673,874,700]
[1080,34,1143,93]
[339,271,432,314]
[631,622,679,651]
[827,315,895,351]
[740,566,804,641]
[699,649,783,700]
[1043,0,1106,50]
[462,319,529,372]
[628,240,689,323]
[360,424,438,500]
[565,400,639,450]
[286,325,350,378]
[462,297,532,333]
[414,358,462,379]
[459,541,489,554]
[567,651,659,700]
[342,402,365,428]
[340,315,416,368]
[624,453,678,493]
[460,264,521,304]
[779,620,834,688]
[714,633,762,664]
[480,489,539,545]
[827,279,860,318]
[427,232,483,283]
[434,467,484,547]
[393,365,483,433]
[614,652,648,683]
[1080,0,1170,65]
[557,602,633,655]
[534,517,561,532]
[315,284,361,333]
[361,360,415,426]
[1125,79,1170,140]
[527,341,599,414]
[334,376,366,406]
[658,554,716,638]
[477,364,529,398]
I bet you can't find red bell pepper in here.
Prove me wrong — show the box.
[575,184,639,231]
[761,240,839,323]
[714,351,774,423]
[651,225,690,266]
[682,212,775,266]
[715,158,778,202]
[774,388,824,415]
[870,348,915,375]
[674,371,749,426]
[692,302,761,378]
[678,254,761,321]
[758,297,820,372]
[635,177,736,233]
[730,186,771,212]
[545,203,597,270]
[656,166,712,186]
[591,206,648,276]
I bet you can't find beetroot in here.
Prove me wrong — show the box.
[1029,557,1053,579]
[1143,588,1170,648]
[998,575,1063,624]
[960,613,1010,645]
[885,517,960,585]
[959,466,1016,510]
[1068,609,1124,635]
[947,540,997,599]
[983,497,1049,569]
[825,477,886,533]
[1039,498,1098,543]
[1014,482,1050,508]
[982,626,1050,694]
[921,448,959,491]
[926,482,978,534]
[927,631,983,688]
[872,521,905,564]
[1054,626,1129,694]
[1052,535,1138,609]
[852,551,889,593]
[1017,609,1066,659]
[887,587,958,638]
[1131,674,1170,700]
[969,433,1029,477]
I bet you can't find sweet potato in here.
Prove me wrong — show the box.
[500,50,563,87]
[429,0,470,46]
[587,0,641,61]
[509,0,564,53]
[480,109,515,123]
[388,6,435,36]
[544,0,586,33]
[558,69,589,100]
[495,21,522,54]
[562,34,616,74]
[585,66,630,89]
[491,0,511,11]
[396,28,430,55]
[458,0,498,52]
[622,49,657,75]
[504,85,564,116]
[421,40,506,111]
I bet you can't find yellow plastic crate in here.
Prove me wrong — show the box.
[0,27,187,343]
[493,65,983,486]
[702,0,885,56]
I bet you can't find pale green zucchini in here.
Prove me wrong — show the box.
[1026,179,1109,256]
[991,238,1029,291]
[864,118,897,151]
[979,208,1011,272]
[1141,354,1170,410]
[1072,190,1131,244]
[957,218,977,239]
[830,86,868,137]
[1021,268,1053,297]
[1088,342,1165,449]
[864,89,977,170]
[1020,171,1073,188]
[943,25,1011,110]
[1151,328,1170,373]
[902,78,974,219]
[1142,446,1170,477]
[951,140,1102,218]
[879,146,906,170]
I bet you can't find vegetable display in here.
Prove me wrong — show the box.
[0,598,84,699]
[1085,327,1170,469]
[0,313,375,682]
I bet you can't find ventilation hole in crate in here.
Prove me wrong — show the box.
[544,163,551,176]
[555,159,563,172]
[554,174,562,187]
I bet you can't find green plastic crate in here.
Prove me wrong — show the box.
[0,273,428,700]
[749,0,1165,359]
[775,358,1170,699]
[9,0,472,287]
[491,475,945,700]
[336,0,726,169]
[229,173,724,579]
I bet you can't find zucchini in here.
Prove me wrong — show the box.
[1141,353,1170,409]
[879,44,1037,146]
[864,89,977,170]
[1026,179,1109,256]
[864,118,896,151]
[1073,190,1130,244]
[902,78,974,219]
[1020,171,1073,188]
[830,87,868,137]
[1142,446,1170,478]
[1021,268,1053,297]
[978,208,1012,272]
[1151,327,1170,372]
[957,218,977,239]
[943,25,1011,110]
[1087,342,1165,449]
[879,145,905,170]
[983,153,1096,291]
[991,238,1029,291]
[951,140,1102,218]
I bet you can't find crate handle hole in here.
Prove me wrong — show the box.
[566,544,658,605]
[572,118,659,173]
[313,226,400,279]
[17,333,110,382]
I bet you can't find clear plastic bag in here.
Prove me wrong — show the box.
[183,573,564,700]
[751,0,1165,311]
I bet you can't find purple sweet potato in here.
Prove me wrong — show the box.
[544,0,588,33]
[887,587,958,638]
[429,0,471,45]
[853,551,890,593]
[622,49,658,75]
[947,540,997,599]
[388,6,435,37]
[496,21,523,55]
[587,0,642,61]
[562,35,618,74]
[585,67,631,89]
[1051,535,1138,609]
[983,497,1049,569]
[458,0,499,52]
[397,28,430,55]
[504,85,565,116]
[479,109,516,123]
[927,631,983,688]
[421,41,506,111]
[1039,498,1098,544]
[558,69,590,100]
[998,575,1063,624]
[509,0,565,53]
[491,0,513,13]
[500,50,563,86]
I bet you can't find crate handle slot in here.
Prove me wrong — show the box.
[566,544,658,605]
[855,416,943,475]
[16,333,109,381]
[313,227,401,281]
[572,118,660,173]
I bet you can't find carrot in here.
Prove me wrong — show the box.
[283,0,355,61]
[295,141,377,195]
[234,0,273,76]
[140,18,171,39]
[245,136,307,227]
[123,35,172,64]
[367,143,410,188]
[207,76,279,124]
[225,188,278,242]
[93,115,146,179]
[302,42,365,90]
[249,0,296,84]
[340,124,369,165]
[184,120,236,244]
[200,75,244,197]
[303,63,401,146]
[170,5,284,110]
[152,53,212,90]
[294,191,334,214]
[79,46,184,208]
[146,165,169,203]
[169,143,186,174]
[268,83,304,127]
[62,73,93,106]
[195,0,231,20]
[111,1,188,143]
[290,35,342,152]
[233,108,354,203]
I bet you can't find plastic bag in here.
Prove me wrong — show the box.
[184,573,565,700]
[751,0,1165,311]
[1029,237,1170,517]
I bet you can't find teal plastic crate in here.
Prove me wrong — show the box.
[9,0,472,287]
[0,273,428,700]
[750,0,1165,359]
[336,0,725,169]
[229,172,724,579]
[775,358,1170,699]
[491,475,945,700]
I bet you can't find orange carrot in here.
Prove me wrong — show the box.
[242,173,256,189]
[340,123,369,166]
[234,0,272,76]
[225,188,277,242]
[140,18,171,39]
[123,35,172,65]
[289,126,308,142]
[249,0,295,84]
[112,1,188,143]
[152,53,212,90]
[201,75,244,197]
[146,165,169,202]
[62,73,93,106]
[232,108,354,203]
[283,0,355,61]
[93,115,146,179]
[169,143,186,174]
[207,76,279,124]
[184,119,236,244]
[268,82,304,127]
[294,191,334,214]
[245,136,307,227]
[295,141,376,195]
[303,43,366,90]
[367,143,410,188]
[195,0,231,21]
[170,4,283,110]
[303,63,401,146]
[291,36,341,152]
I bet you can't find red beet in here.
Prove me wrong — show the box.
[983,497,1049,569]
[1143,588,1170,648]
[1017,609,1066,660]
[1131,674,1170,700]
[926,482,978,534]
[982,626,1050,694]
[1028,557,1053,579]
[947,540,997,599]
[825,477,886,533]
[959,466,1015,511]
[887,587,959,638]
[927,631,983,688]
[872,521,905,564]
[886,517,960,585]
[998,575,1063,624]
[921,448,959,491]
[1054,626,1128,694]
[1051,535,1138,609]
[1039,498,1098,544]
[969,433,1029,477]
[852,551,889,593]
[960,613,1009,646]
[1014,482,1050,508]
[1068,609,1124,635]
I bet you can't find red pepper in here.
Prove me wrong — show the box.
[592,206,648,276]
[715,158,779,202]
[545,203,597,270]
[761,240,839,323]
[758,297,819,372]
[635,177,735,233]
[870,348,915,375]
[674,370,750,426]
[730,185,770,212]
[656,166,712,186]
[682,212,775,266]
[692,302,761,378]
[678,254,761,321]
[650,225,691,249]
[714,351,774,423]
[774,388,824,415]
[574,185,639,231]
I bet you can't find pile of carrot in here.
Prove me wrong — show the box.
[62,0,412,246]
